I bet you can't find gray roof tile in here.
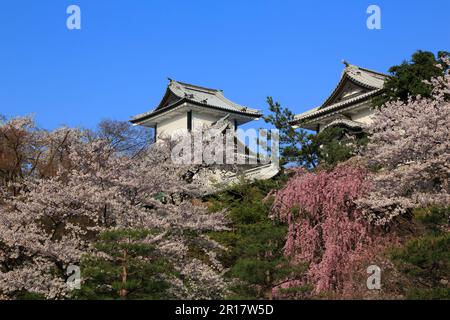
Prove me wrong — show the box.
[131,79,261,124]
[292,62,388,123]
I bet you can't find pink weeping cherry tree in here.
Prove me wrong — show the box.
[269,57,450,297]
[270,165,375,295]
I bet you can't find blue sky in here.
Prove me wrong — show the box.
[1,0,449,130]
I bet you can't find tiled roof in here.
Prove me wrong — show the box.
[169,80,260,114]
[291,62,388,124]
[320,62,387,108]
[131,79,261,124]
[322,118,366,131]
[293,89,382,122]
[341,64,386,90]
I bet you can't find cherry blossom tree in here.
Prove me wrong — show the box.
[359,59,450,226]
[0,117,89,198]
[270,165,375,295]
[0,129,228,299]
[0,116,39,193]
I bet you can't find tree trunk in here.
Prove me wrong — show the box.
[119,250,128,298]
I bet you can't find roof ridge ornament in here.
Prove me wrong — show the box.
[341,59,350,67]
[130,79,262,125]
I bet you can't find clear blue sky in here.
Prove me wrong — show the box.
[1,0,449,130]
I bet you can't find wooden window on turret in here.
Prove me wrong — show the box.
[187,111,192,132]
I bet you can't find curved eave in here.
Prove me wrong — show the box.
[321,73,381,109]
[155,87,176,111]
[290,89,383,126]
[322,119,365,131]
[131,98,262,125]
[169,79,260,114]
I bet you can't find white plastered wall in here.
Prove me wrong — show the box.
[192,111,222,130]
[157,112,187,139]
[351,107,374,125]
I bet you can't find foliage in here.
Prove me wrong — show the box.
[390,207,449,300]
[207,178,303,299]
[414,206,450,235]
[95,119,154,158]
[392,233,449,284]
[0,116,42,192]
[374,50,449,106]
[263,97,364,168]
[405,287,450,300]
[270,165,376,295]
[0,117,228,299]
[74,229,172,300]
[354,57,450,300]
[2,52,450,301]
[359,61,450,226]
[0,117,152,194]
[263,97,316,167]
[315,127,367,169]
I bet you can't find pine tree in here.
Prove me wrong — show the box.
[263,97,366,169]
[208,179,306,299]
[374,50,449,106]
[74,229,173,300]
